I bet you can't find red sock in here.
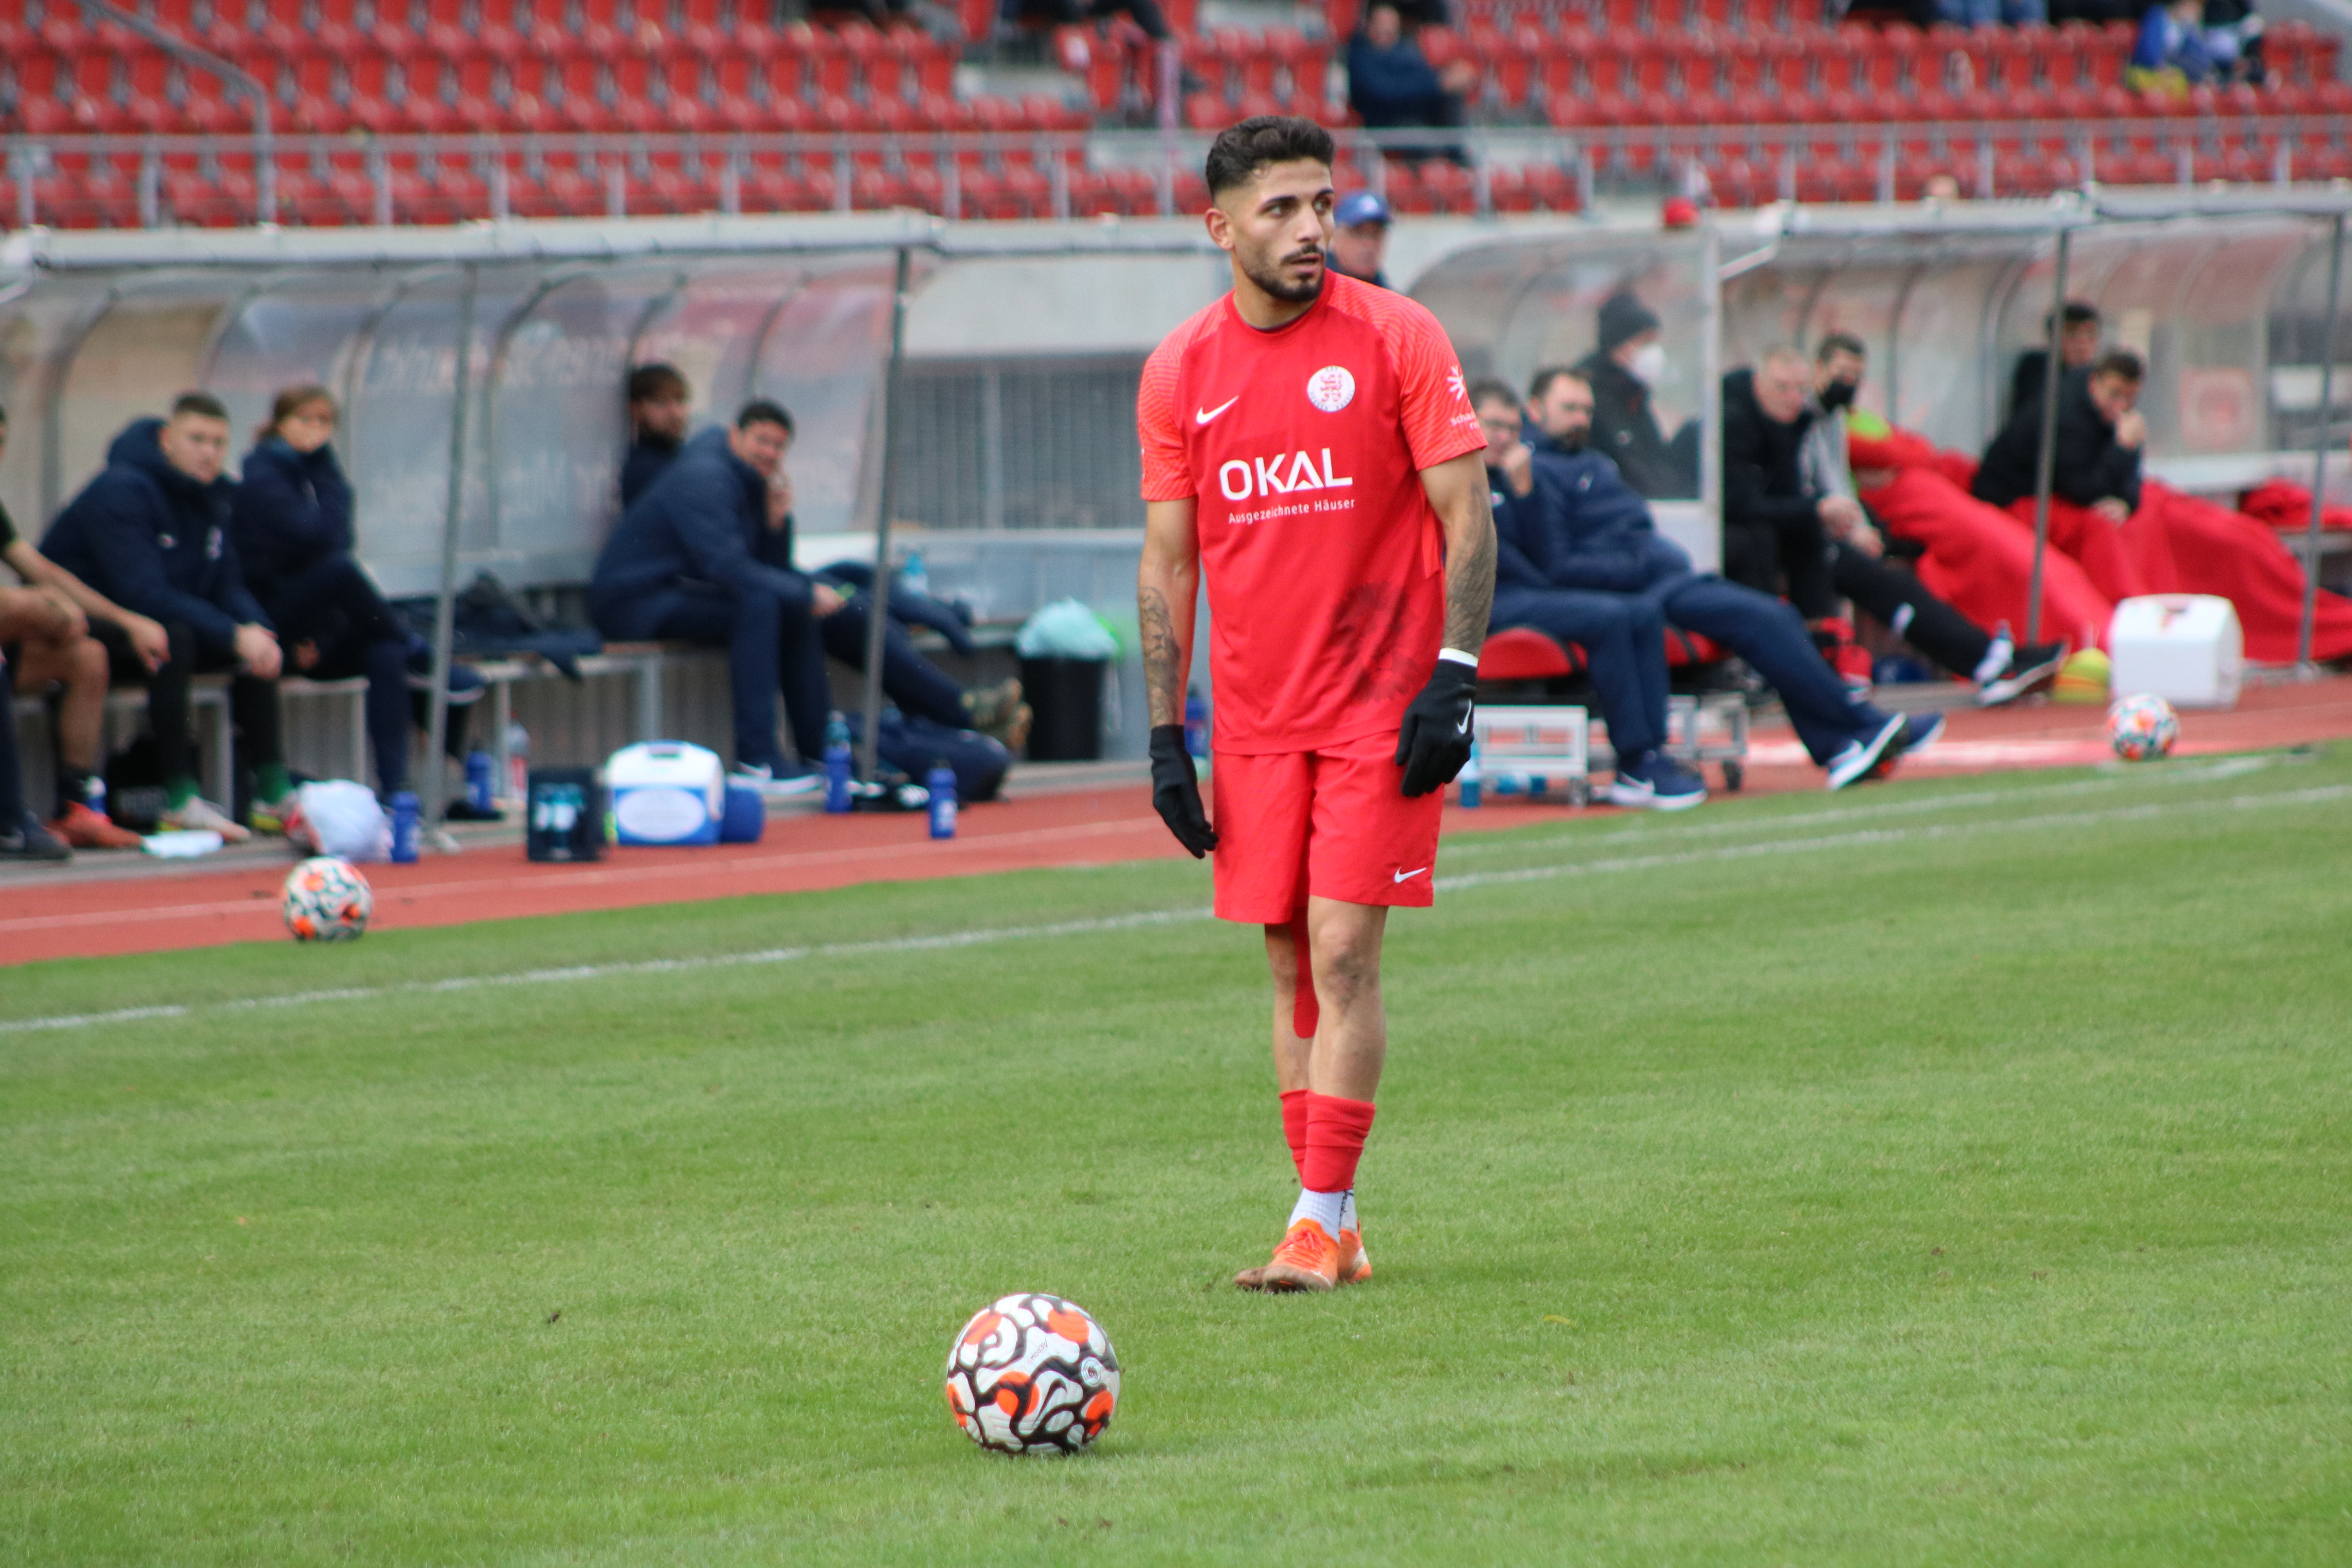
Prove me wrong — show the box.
[1301,1093,1376,1194]
[1278,1090,1309,1183]
[1288,911,1319,1040]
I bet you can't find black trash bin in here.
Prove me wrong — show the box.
[1019,656,1106,761]
[525,767,608,862]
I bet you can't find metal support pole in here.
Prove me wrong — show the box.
[2025,225,2071,648]
[2298,212,2346,670]
[423,264,479,834]
[857,247,914,782]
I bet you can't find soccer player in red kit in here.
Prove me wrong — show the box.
[1134,117,1497,1293]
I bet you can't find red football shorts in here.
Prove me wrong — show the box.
[1209,730,1444,924]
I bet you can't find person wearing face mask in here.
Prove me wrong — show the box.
[1726,346,2067,707]
[232,385,488,810]
[1569,290,1699,500]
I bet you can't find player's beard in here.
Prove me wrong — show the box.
[1242,242,1326,304]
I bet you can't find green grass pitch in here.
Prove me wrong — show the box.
[4,747,2349,1565]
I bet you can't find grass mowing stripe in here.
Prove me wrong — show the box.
[5,776,2340,1041]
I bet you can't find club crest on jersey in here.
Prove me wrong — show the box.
[1306,365,1356,413]
[1218,448,1354,502]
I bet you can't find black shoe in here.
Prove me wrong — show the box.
[1979,641,2069,706]
[0,810,73,862]
[443,799,504,822]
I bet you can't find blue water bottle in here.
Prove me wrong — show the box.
[465,749,494,813]
[927,761,957,839]
[1183,685,1208,759]
[823,710,854,814]
[1456,738,1482,809]
[390,789,420,862]
[900,548,929,600]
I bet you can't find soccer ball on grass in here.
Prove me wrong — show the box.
[944,1292,1119,1455]
[2107,693,2180,762]
[282,856,372,942]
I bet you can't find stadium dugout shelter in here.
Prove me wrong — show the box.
[0,214,1225,814]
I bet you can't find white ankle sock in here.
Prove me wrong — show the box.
[1287,1188,1345,1238]
[1338,1190,1359,1235]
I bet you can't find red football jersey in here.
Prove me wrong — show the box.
[1138,273,1483,755]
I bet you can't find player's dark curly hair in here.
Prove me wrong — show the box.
[1204,116,1336,198]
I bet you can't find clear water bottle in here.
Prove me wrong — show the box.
[823,710,854,814]
[927,761,957,838]
[1456,738,1481,808]
[900,548,929,601]
[1183,686,1208,759]
[390,789,420,861]
[504,722,530,801]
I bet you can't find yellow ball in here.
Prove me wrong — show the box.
[2053,647,2111,705]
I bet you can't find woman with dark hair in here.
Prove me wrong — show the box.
[232,385,484,808]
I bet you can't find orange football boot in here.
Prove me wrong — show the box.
[1336,1227,1372,1285]
[1257,1218,1340,1292]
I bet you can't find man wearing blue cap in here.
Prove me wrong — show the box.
[1330,191,1392,289]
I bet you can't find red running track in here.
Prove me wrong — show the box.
[6,677,2350,966]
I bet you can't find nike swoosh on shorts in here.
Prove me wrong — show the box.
[1196,397,1240,425]
[1394,866,1428,882]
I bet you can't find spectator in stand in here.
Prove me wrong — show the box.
[1474,380,1706,809]
[2202,0,2267,84]
[2131,0,2218,93]
[231,385,488,811]
[622,363,692,508]
[1974,349,2147,521]
[2009,301,2103,422]
[1726,345,2066,703]
[0,404,150,849]
[1328,191,1393,289]
[1503,370,1924,788]
[1568,291,1699,499]
[44,394,291,842]
[1018,0,1172,43]
[1935,0,2046,27]
[1345,3,1475,157]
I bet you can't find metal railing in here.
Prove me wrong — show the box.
[6,111,2350,230]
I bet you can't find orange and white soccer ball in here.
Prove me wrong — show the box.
[2107,693,2180,762]
[944,1292,1119,1455]
[282,856,372,942]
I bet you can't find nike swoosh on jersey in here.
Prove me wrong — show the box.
[1394,866,1429,882]
[1195,397,1240,425]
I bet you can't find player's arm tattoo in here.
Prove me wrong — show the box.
[1139,585,1183,725]
[1137,497,1201,727]
[1426,452,1497,655]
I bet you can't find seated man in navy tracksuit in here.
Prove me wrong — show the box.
[590,400,980,786]
[1488,372,1929,792]
[44,393,292,840]
[1474,379,1707,811]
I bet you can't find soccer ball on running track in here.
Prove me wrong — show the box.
[282,856,373,942]
[944,1292,1120,1455]
[2106,693,2180,762]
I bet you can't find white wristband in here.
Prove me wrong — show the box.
[1438,647,1480,670]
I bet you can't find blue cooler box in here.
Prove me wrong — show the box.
[607,741,725,846]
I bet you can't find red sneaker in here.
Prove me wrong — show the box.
[49,801,142,850]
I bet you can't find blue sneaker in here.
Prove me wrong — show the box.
[734,760,823,799]
[1608,750,1709,811]
[1900,711,1945,751]
[1826,713,1906,791]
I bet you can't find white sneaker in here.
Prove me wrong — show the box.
[160,795,251,844]
[1825,715,1906,791]
[732,761,821,799]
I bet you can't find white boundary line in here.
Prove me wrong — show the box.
[3,779,2343,1039]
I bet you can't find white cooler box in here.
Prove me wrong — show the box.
[607,740,726,846]
[2108,594,2243,709]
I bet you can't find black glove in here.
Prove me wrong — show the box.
[1394,658,1478,798]
[1148,724,1217,858]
